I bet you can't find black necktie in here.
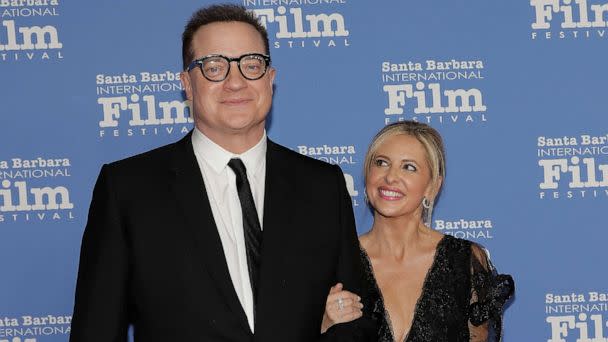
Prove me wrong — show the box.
[227,158,263,313]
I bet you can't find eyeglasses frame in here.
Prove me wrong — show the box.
[186,53,272,82]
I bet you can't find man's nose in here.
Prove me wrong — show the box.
[223,62,247,90]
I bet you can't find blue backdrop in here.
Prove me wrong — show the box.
[1,1,607,341]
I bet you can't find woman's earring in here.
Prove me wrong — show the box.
[422,196,433,227]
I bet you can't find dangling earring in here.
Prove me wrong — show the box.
[363,187,368,204]
[421,196,433,227]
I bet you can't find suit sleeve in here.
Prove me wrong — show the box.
[320,165,378,342]
[70,165,130,342]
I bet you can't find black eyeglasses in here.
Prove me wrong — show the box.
[187,53,271,82]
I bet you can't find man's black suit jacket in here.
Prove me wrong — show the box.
[70,133,376,341]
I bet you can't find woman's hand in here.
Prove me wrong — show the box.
[320,283,364,334]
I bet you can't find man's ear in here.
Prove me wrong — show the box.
[267,67,276,95]
[181,71,193,100]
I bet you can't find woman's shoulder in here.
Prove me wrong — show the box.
[434,235,498,275]
[440,234,488,255]
[443,236,515,295]
[436,234,476,256]
[440,233,470,246]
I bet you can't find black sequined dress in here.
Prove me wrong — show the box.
[360,235,514,342]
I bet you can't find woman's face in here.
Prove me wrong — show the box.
[366,134,434,220]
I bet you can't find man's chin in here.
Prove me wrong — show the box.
[224,120,266,135]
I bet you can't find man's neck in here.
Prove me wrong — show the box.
[196,124,266,155]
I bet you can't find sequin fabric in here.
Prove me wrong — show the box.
[360,235,514,342]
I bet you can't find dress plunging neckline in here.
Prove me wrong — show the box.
[361,234,448,342]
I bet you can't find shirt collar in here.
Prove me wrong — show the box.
[191,127,267,176]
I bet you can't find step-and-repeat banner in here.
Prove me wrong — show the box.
[1,1,606,341]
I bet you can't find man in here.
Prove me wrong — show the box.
[70,4,375,341]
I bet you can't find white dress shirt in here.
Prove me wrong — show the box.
[191,128,266,332]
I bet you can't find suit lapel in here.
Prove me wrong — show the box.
[169,133,251,334]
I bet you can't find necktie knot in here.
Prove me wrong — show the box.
[228,158,247,181]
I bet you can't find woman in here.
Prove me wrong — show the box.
[322,121,514,341]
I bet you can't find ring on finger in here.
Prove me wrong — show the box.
[337,297,344,311]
